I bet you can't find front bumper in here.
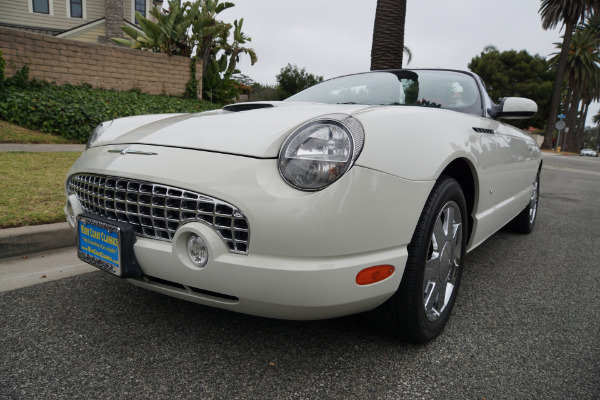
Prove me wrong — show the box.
[65,144,434,319]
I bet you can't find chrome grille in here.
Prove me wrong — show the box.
[67,174,249,254]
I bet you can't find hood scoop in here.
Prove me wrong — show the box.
[223,103,275,112]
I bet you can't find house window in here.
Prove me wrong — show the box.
[32,0,49,14]
[70,0,82,18]
[135,0,146,19]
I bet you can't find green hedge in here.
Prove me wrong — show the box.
[0,81,220,143]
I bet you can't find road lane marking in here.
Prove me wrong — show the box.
[544,165,600,177]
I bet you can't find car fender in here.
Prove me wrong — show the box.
[353,106,486,181]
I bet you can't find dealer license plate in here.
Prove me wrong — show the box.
[77,215,122,276]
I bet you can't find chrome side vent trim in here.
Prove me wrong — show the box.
[473,127,495,134]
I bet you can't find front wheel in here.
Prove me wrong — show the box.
[368,176,467,343]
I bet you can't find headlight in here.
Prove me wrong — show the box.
[86,120,113,149]
[278,114,365,191]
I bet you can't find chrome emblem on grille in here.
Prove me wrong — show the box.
[108,147,157,155]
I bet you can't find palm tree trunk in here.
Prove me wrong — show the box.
[542,20,576,149]
[565,86,581,152]
[564,78,574,115]
[574,101,589,150]
[371,0,407,70]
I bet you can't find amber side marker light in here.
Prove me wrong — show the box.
[356,265,395,285]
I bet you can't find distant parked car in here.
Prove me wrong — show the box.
[64,69,542,343]
[580,149,598,157]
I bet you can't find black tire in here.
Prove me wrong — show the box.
[505,171,540,234]
[368,175,467,343]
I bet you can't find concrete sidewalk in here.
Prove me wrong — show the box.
[0,246,95,293]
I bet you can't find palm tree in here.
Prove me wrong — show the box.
[539,0,600,150]
[574,14,600,148]
[549,15,600,151]
[574,71,600,149]
[371,0,407,70]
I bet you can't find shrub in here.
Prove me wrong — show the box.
[8,63,30,88]
[0,81,220,143]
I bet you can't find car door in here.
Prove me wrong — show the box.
[468,116,538,249]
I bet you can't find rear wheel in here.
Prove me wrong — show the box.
[369,176,467,343]
[505,171,539,234]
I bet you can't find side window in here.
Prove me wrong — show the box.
[415,71,483,116]
[32,0,49,14]
[446,81,477,108]
[70,0,82,18]
[440,74,482,116]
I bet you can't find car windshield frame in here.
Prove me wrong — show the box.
[285,69,485,117]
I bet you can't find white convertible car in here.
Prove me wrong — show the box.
[65,69,542,343]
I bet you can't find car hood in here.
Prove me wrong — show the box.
[92,102,373,158]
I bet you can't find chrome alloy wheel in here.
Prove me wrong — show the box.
[423,200,463,323]
[529,178,539,224]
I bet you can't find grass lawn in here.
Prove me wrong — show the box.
[0,119,81,228]
[0,120,79,144]
[0,152,80,229]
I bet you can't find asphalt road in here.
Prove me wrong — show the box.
[1,153,599,399]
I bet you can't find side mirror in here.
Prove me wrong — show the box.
[490,97,537,120]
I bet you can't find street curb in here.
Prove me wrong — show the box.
[0,144,85,152]
[0,222,76,259]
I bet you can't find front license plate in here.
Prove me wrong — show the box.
[77,215,122,276]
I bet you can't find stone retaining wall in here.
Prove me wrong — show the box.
[0,26,201,97]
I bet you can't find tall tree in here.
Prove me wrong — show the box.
[549,15,600,151]
[539,0,600,149]
[575,15,600,148]
[275,64,323,100]
[371,0,407,70]
[468,47,555,129]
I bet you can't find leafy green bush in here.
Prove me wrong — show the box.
[0,81,220,143]
[6,63,30,88]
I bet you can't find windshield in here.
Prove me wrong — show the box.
[286,70,483,116]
